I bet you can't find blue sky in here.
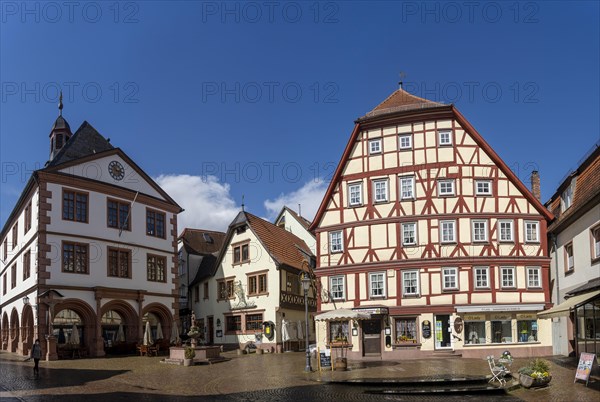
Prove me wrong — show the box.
[1,1,599,231]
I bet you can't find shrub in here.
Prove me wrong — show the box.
[518,358,551,378]
[184,347,196,359]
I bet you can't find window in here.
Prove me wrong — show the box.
[218,279,235,300]
[561,183,574,211]
[226,315,242,332]
[203,282,209,299]
[248,273,268,295]
[329,231,343,253]
[475,180,492,195]
[437,179,455,196]
[107,199,131,231]
[369,272,386,298]
[246,313,263,332]
[491,320,512,343]
[108,247,131,278]
[472,220,488,242]
[398,134,412,150]
[369,138,382,154]
[592,226,600,260]
[438,130,452,146]
[517,320,537,342]
[565,243,574,272]
[402,222,417,246]
[527,267,541,288]
[147,254,166,282]
[329,320,349,342]
[2,240,6,261]
[498,220,513,242]
[442,267,458,290]
[395,318,417,343]
[330,276,345,300]
[525,221,539,243]
[399,176,415,199]
[233,242,250,264]
[465,321,486,344]
[62,190,88,222]
[402,270,419,296]
[11,264,16,289]
[440,220,456,243]
[348,182,362,206]
[23,249,31,280]
[2,274,5,295]
[12,223,18,250]
[501,266,516,288]
[194,286,199,302]
[373,179,388,203]
[62,242,89,274]
[24,201,32,233]
[146,209,166,238]
[474,267,489,289]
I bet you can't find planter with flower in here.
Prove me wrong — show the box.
[183,346,196,366]
[518,358,552,388]
[396,335,416,344]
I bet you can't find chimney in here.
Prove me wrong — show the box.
[531,171,541,201]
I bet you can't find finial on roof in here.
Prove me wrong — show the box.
[58,90,63,116]
[398,71,407,90]
[241,195,245,212]
[298,203,302,218]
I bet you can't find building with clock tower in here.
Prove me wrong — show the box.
[0,101,182,359]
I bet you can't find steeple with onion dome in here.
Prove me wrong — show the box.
[49,91,72,161]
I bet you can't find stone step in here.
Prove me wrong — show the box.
[162,358,183,365]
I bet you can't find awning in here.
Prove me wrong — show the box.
[456,304,544,313]
[537,290,600,319]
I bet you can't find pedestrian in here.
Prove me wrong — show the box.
[30,339,42,377]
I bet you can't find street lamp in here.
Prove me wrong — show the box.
[300,271,312,372]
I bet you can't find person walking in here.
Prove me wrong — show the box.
[30,339,42,377]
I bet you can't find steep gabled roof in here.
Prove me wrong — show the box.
[274,206,312,231]
[179,228,226,255]
[189,254,218,287]
[545,141,600,233]
[46,121,114,167]
[359,88,446,120]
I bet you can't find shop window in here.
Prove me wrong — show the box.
[491,320,512,343]
[329,320,349,343]
[245,314,263,332]
[394,317,417,343]
[226,315,241,333]
[517,320,538,342]
[465,321,486,344]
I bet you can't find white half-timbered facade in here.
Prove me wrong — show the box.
[311,88,554,359]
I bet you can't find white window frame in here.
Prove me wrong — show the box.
[402,270,420,296]
[565,243,574,272]
[329,231,343,253]
[562,183,574,211]
[474,267,489,289]
[348,182,362,207]
[592,225,600,260]
[438,130,452,146]
[402,222,417,246]
[525,221,540,243]
[498,220,514,242]
[442,267,458,290]
[369,272,386,298]
[398,134,412,150]
[437,179,455,196]
[373,179,388,203]
[329,275,345,300]
[440,220,456,243]
[369,138,382,155]
[526,267,541,288]
[399,176,415,200]
[475,180,492,195]
[500,266,516,288]
[472,219,488,242]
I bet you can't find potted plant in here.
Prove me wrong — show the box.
[518,358,552,388]
[183,346,195,366]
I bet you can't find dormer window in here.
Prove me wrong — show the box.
[561,182,574,212]
[203,233,214,243]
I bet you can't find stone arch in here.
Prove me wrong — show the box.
[100,300,139,344]
[54,299,97,356]
[142,303,173,343]
[1,312,8,350]
[21,304,35,354]
[9,308,20,353]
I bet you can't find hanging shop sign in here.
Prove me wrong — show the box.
[453,317,464,334]
[422,320,432,339]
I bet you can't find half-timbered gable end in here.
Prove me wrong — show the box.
[311,88,554,359]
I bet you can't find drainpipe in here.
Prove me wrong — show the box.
[552,234,560,305]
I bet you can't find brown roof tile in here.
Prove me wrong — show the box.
[361,88,445,119]
[179,228,226,255]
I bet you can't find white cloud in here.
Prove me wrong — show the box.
[155,174,239,232]
[264,179,328,222]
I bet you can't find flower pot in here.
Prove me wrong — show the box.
[519,374,551,388]
[183,358,193,367]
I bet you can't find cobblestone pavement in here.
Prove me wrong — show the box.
[0,351,598,401]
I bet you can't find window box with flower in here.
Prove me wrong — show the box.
[518,358,552,388]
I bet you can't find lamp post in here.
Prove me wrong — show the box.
[300,272,312,372]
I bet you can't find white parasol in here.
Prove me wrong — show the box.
[156,322,164,340]
[297,320,304,340]
[170,321,180,344]
[314,308,370,322]
[69,323,80,345]
[117,323,126,342]
[143,321,153,346]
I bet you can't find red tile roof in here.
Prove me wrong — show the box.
[179,228,226,255]
[362,88,445,119]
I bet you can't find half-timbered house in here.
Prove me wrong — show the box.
[311,87,554,359]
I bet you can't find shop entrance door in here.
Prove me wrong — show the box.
[435,315,452,349]
[362,319,382,356]
[207,316,214,345]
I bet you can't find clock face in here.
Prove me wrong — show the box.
[108,160,125,181]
